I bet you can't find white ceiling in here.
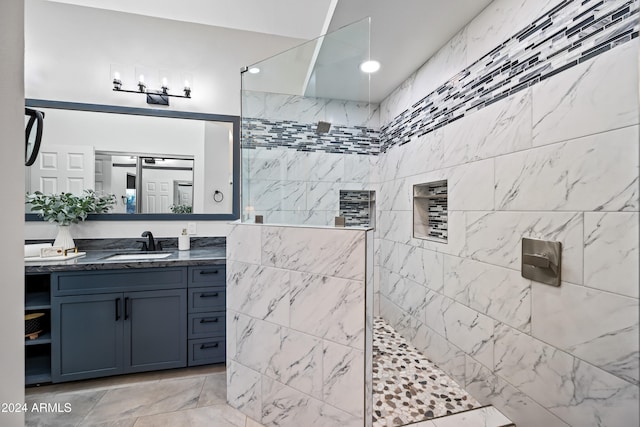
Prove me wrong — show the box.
[45,0,493,103]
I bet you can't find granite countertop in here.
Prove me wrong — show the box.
[24,247,226,273]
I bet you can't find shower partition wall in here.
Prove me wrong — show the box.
[241,18,379,226]
[230,19,377,427]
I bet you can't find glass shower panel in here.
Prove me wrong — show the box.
[241,18,376,226]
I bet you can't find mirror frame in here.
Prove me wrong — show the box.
[25,107,44,166]
[25,99,240,221]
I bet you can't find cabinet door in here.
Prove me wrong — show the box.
[124,289,187,373]
[52,293,123,382]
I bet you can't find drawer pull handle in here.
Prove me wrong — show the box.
[115,298,121,321]
[200,342,219,350]
[200,317,219,323]
[199,292,219,298]
[199,270,219,275]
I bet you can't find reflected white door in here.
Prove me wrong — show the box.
[144,179,170,213]
[29,144,94,195]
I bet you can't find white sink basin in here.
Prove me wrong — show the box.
[104,252,173,261]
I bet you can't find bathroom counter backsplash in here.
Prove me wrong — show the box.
[24,236,226,273]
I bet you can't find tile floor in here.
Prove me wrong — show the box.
[372,317,481,426]
[25,365,264,427]
[26,318,504,427]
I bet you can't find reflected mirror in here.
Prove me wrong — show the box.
[25,99,239,220]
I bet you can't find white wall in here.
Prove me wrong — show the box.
[24,0,303,238]
[0,0,25,425]
[375,1,639,426]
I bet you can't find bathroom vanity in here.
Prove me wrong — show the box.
[24,248,226,385]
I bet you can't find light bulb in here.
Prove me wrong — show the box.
[359,60,380,73]
[114,71,120,80]
[138,74,145,83]
[162,77,168,87]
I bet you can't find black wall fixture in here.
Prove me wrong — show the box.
[25,107,44,166]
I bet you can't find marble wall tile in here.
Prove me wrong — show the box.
[322,340,365,417]
[395,127,445,179]
[285,150,311,181]
[227,224,262,265]
[532,39,639,147]
[261,377,361,427]
[465,356,570,427]
[307,151,345,183]
[306,181,339,211]
[227,360,262,420]
[444,256,531,332]
[384,273,427,319]
[266,329,323,399]
[244,147,288,181]
[532,281,639,385]
[289,271,365,349]
[413,323,466,385]
[584,212,639,298]
[242,90,266,119]
[246,179,306,212]
[441,300,495,369]
[378,179,408,212]
[343,154,373,183]
[235,315,282,374]
[378,211,413,245]
[227,261,290,327]
[380,73,417,127]
[466,0,558,67]
[262,226,365,280]
[447,159,495,211]
[398,244,444,292]
[325,99,379,128]
[495,126,639,212]
[411,30,468,110]
[463,211,583,284]
[442,89,532,168]
[227,310,238,361]
[379,240,397,271]
[494,323,640,427]
[263,93,326,123]
[424,290,455,337]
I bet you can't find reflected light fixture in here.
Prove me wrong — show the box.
[248,67,261,74]
[112,71,192,106]
[360,60,380,73]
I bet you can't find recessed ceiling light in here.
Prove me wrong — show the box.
[360,60,380,73]
[248,67,261,74]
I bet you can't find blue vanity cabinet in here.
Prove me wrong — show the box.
[51,268,188,383]
[187,265,226,366]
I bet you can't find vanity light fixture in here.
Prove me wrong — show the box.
[112,72,192,106]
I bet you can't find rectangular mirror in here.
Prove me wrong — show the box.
[25,99,239,221]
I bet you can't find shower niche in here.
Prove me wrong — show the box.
[413,180,447,242]
[339,190,375,228]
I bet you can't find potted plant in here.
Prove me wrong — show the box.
[25,190,117,249]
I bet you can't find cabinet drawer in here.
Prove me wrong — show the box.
[188,337,225,366]
[188,311,225,339]
[52,268,187,296]
[188,287,225,313]
[188,266,226,287]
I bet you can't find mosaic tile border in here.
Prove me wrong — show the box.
[241,0,637,156]
[380,0,639,151]
[242,118,381,155]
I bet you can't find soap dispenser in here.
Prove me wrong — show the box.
[178,228,190,251]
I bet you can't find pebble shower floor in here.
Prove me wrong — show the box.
[372,317,481,426]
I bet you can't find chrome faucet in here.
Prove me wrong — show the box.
[140,231,161,251]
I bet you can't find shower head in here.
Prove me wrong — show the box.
[316,121,331,134]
